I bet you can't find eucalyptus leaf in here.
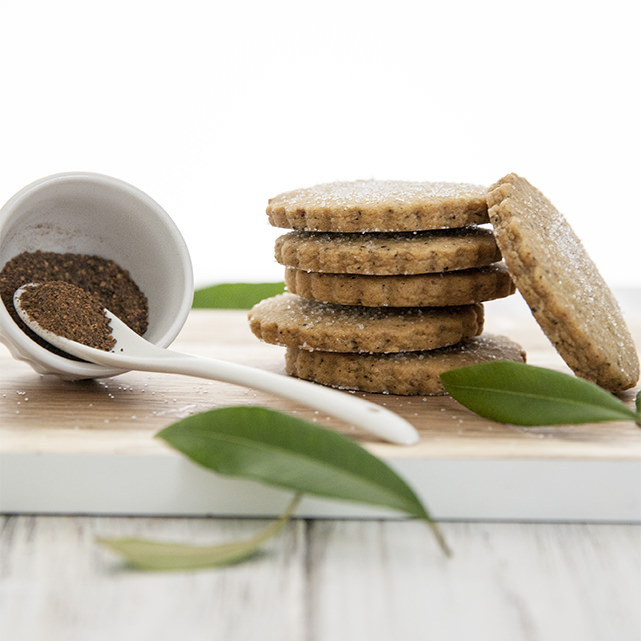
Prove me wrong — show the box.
[157,406,448,553]
[98,494,301,571]
[440,361,639,426]
[192,282,285,309]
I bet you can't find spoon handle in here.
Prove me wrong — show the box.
[159,353,419,445]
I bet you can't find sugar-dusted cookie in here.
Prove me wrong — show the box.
[284,263,515,307]
[487,173,639,392]
[248,293,484,353]
[285,334,526,395]
[267,179,489,232]
[274,227,501,275]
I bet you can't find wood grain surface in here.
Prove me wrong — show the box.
[1,295,639,461]
[1,514,639,641]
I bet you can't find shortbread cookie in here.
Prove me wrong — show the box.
[267,179,489,232]
[487,173,639,392]
[274,227,501,275]
[284,264,515,307]
[248,293,484,353]
[285,334,526,395]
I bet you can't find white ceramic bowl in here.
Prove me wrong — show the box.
[0,172,193,379]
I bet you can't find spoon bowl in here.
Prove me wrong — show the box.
[14,285,419,446]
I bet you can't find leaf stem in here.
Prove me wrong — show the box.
[428,520,451,557]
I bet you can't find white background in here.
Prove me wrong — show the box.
[0,0,639,288]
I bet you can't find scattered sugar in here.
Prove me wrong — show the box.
[276,180,486,209]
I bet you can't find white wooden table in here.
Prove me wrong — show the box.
[1,292,640,640]
[1,515,639,640]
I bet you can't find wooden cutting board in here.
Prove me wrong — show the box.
[1,295,639,521]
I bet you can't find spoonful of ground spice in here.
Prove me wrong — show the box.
[16,281,116,351]
[13,282,419,446]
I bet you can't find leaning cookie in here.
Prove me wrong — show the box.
[274,227,501,275]
[248,293,484,353]
[267,179,489,232]
[285,334,526,395]
[488,173,639,393]
[284,263,515,307]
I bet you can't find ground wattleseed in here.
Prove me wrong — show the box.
[0,250,148,355]
[19,281,116,351]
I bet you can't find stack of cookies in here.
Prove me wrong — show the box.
[249,179,526,395]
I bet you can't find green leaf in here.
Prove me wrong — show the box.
[440,361,639,426]
[192,282,285,309]
[98,494,302,571]
[157,406,449,553]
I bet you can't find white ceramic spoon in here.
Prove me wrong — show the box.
[14,285,419,445]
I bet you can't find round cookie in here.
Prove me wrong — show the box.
[248,293,484,353]
[284,264,515,307]
[267,179,489,232]
[285,334,526,395]
[487,173,639,392]
[274,227,502,275]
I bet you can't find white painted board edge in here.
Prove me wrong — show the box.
[1,452,639,522]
